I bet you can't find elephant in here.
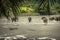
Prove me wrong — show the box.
[41,17,48,24]
[11,17,18,22]
[28,17,32,22]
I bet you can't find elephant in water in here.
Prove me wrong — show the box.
[54,16,60,21]
[28,17,32,22]
[41,17,48,24]
[49,17,55,21]
[11,17,18,22]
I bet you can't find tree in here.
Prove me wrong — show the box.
[36,0,60,15]
[0,0,23,18]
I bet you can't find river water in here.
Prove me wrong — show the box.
[0,16,60,40]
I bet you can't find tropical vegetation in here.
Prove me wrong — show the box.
[0,0,60,18]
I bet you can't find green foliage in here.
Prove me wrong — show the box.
[36,0,60,15]
[0,0,60,18]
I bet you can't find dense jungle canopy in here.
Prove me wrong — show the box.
[0,0,60,18]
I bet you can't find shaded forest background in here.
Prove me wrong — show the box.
[0,0,60,18]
